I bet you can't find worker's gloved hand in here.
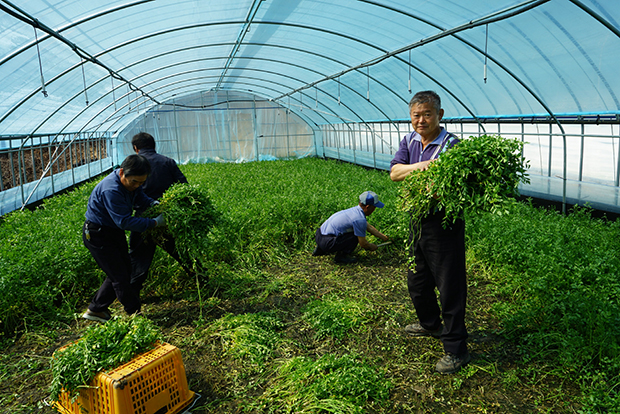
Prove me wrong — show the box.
[151,200,160,206]
[154,214,166,227]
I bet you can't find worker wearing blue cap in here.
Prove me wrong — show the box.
[313,191,389,264]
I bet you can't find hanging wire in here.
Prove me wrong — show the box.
[300,90,302,111]
[337,76,341,105]
[33,27,48,97]
[110,75,117,111]
[484,24,489,84]
[127,84,132,110]
[366,66,370,100]
[80,57,89,105]
[408,49,412,94]
[315,86,318,109]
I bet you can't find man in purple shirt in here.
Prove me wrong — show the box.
[390,90,470,374]
[313,191,389,264]
[82,154,164,322]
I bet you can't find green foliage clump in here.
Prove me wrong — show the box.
[0,179,102,336]
[254,353,392,413]
[209,312,284,368]
[466,202,620,411]
[302,294,371,340]
[50,315,162,402]
[400,134,529,226]
[144,182,221,266]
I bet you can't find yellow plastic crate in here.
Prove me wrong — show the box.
[54,342,195,414]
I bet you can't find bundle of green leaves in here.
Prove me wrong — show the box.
[50,315,162,402]
[399,134,529,226]
[143,182,219,267]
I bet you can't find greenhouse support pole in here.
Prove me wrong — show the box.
[87,132,91,179]
[559,124,567,215]
[30,142,36,182]
[286,107,290,157]
[17,135,33,207]
[252,95,259,161]
[48,138,55,195]
[0,149,4,192]
[352,124,357,165]
[173,99,181,162]
[372,124,378,169]
[69,137,75,187]
[616,123,620,187]
[547,125,552,177]
[9,146,16,188]
[579,124,584,182]
[226,96,234,161]
[336,125,341,161]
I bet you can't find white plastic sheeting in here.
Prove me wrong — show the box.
[115,90,316,164]
[2,1,618,134]
[1,0,620,214]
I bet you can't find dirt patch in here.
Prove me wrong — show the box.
[0,252,581,413]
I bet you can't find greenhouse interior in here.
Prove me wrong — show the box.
[1,0,619,216]
[1,1,620,413]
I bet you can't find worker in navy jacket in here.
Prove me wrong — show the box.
[82,154,163,322]
[127,132,196,295]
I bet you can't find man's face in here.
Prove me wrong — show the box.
[119,169,147,192]
[362,204,376,216]
[410,102,444,141]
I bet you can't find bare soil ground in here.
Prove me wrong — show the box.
[0,250,581,413]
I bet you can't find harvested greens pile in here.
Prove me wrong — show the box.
[143,182,220,267]
[50,316,161,402]
[399,134,529,226]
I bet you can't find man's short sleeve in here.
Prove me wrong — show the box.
[352,218,367,238]
[390,133,412,169]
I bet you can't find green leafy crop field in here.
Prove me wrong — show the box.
[0,157,618,413]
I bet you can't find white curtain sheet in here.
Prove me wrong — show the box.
[115,91,316,165]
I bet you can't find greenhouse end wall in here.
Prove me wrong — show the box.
[114,91,317,165]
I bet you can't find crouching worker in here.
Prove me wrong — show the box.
[81,154,164,322]
[313,191,389,264]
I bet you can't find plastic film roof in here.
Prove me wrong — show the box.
[1,0,619,136]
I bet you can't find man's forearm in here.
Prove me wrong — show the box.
[390,160,433,182]
[367,224,388,241]
[390,164,416,181]
[358,236,378,251]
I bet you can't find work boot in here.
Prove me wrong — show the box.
[435,351,471,374]
[404,323,443,338]
[312,246,327,256]
[334,252,357,264]
[82,309,111,323]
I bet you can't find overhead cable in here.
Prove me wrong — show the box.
[0,0,160,106]
[275,0,549,100]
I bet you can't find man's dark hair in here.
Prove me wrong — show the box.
[131,132,156,150]
[409,90,441,113]
[120,154,151,177]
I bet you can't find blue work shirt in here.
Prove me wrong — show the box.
[320,205,367,238]
[390,127,459,168]
[85,169,157,232]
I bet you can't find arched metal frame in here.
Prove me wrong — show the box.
[2,0,620,214]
